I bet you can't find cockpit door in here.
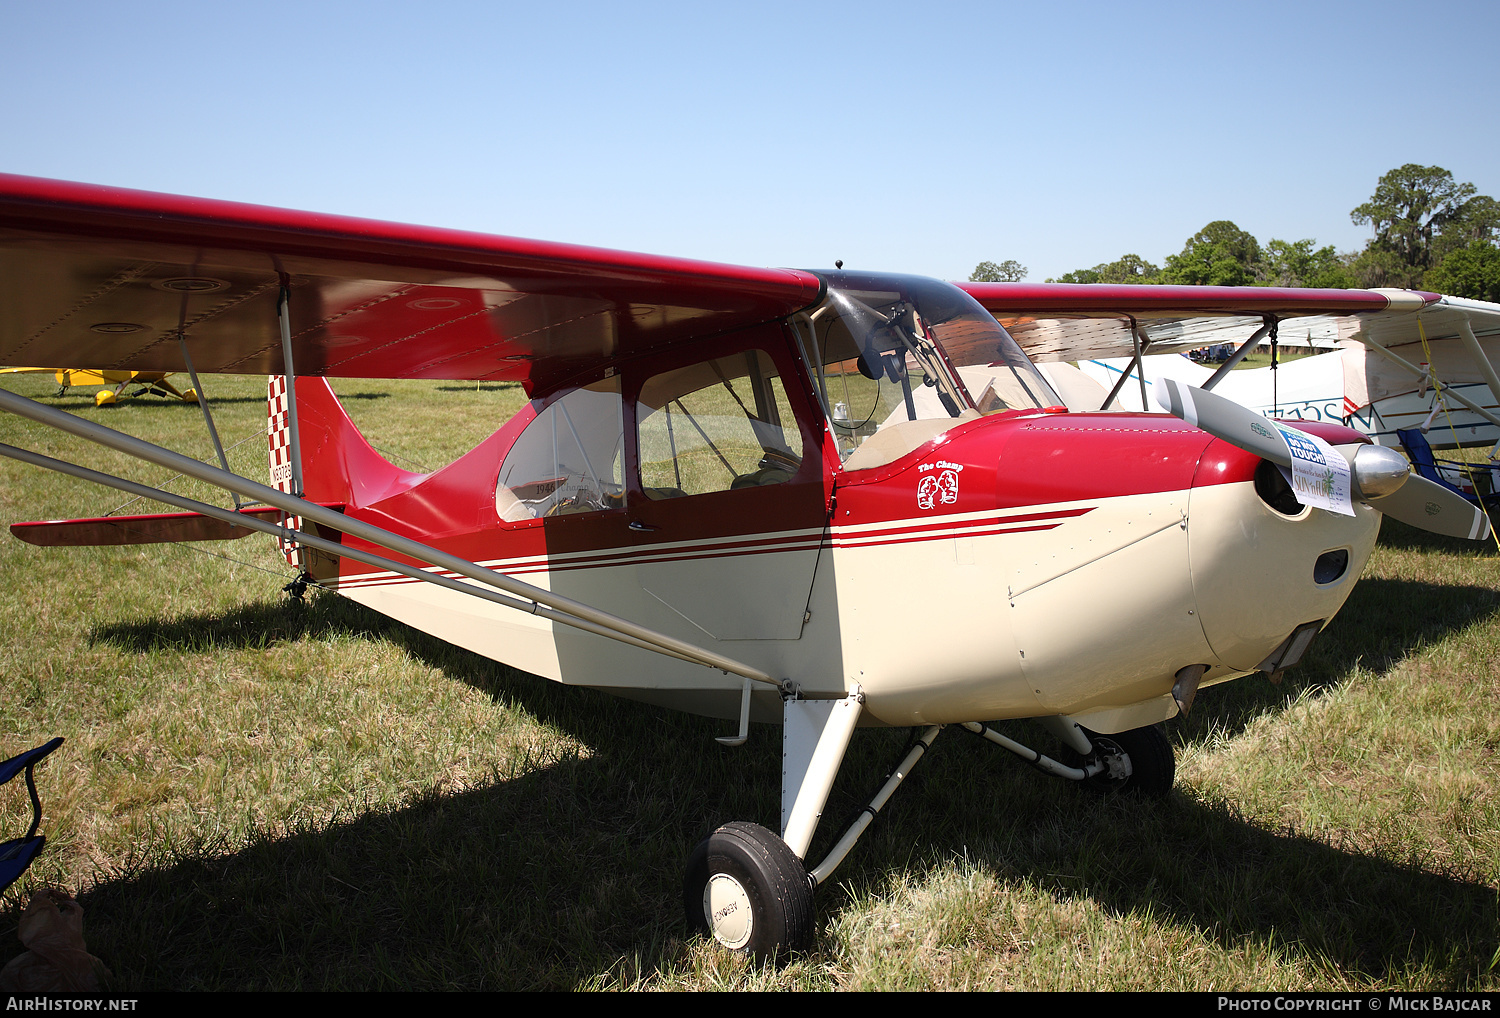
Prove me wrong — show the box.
[624,329,829,641]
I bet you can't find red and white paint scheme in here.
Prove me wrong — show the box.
[0,175,1486,960]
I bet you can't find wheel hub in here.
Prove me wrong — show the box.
[704,872,754,950]
[1094,737,1134,783]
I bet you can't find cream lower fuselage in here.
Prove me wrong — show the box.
[319,408,1379,735]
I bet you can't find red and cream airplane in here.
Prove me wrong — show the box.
[0,174,1488,959]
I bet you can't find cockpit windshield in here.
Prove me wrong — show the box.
[792,271,1060,467]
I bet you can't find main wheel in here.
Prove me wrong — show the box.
[1074,724,1175,798]
[683,821,814,962]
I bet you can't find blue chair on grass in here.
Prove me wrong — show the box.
[0,737,63,896]
[1395,429,1500,506]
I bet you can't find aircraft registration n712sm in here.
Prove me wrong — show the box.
[0,174,1487,960]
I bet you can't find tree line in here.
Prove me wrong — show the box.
[969,165,1500,301]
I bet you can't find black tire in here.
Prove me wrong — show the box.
[683,821,814,962]
[1074,724,1175,798]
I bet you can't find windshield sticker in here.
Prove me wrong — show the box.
[1273,424,1353,517]
[917,461,961,509]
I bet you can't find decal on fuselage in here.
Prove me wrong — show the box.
[916,460,962,510]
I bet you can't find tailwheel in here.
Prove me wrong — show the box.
[1076,724,1175,798]
[684,821,814,962]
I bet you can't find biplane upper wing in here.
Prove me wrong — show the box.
[0,174,824,392]
[958,282,1500,423]
[957,281,1439,363]
[1337,295,1500,411]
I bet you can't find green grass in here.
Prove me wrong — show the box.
[2,371,1499,990]
[1232,349,1326,370]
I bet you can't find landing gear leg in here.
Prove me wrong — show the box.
[960,718,1176,797]
[683,685,868,961]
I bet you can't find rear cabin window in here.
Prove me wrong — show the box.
[495,378,624,520]
[636,350,803,500]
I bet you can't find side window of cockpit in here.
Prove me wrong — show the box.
[636,350,804,500]
[495,378,624,521]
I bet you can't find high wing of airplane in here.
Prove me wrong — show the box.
[0,174,1490,961]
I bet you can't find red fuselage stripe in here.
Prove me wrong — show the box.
[331,507,1093,589]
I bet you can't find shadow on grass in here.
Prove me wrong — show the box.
[1376,515,1500,555]
[50,594,775,989]
[322,391,392,402]
[10,695,1496,989]
[42,395,271,411]
[829,728,1500,988]
[433,383,523,393]
[54,588,1500,988]
[1174,573,1500,744]
[47,726,747,990]
[91,595,394,655]
[31,390,393,413]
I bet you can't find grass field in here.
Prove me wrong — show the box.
[2,371,1499,990]
[1232,349,1326,370]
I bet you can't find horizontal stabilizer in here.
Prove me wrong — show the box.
[10,506,322,547]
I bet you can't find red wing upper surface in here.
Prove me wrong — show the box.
[0,174,1459,392]
[0,175,824,394]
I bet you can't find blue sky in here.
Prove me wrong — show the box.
[4,1,1497,282]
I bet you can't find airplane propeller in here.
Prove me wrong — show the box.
[1153,377,1492,541]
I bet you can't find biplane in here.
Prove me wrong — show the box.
[0,174,1490,960]
[0,367,198,406]
[1051,295,1500,453]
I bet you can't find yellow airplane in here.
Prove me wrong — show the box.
[0,368,198,406]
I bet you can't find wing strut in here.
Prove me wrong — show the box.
[1202,317,1276,391]
[0,387,787,692]
[1361,332,1500,434]
[0,441,725,669]
[1455,315,1500,420]
[1130,317,1150,410]
[1097,317,1150,411]
[277,283,305,498]
[178,333,241,510]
